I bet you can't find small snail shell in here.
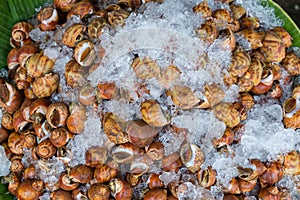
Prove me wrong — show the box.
[36,139,57,159]
[111,143,140,164]
[78,83,96,106]
[32,73,60,98]
[94,162,119,183]
[272,26,293,48]
[8,132,24,155]
[62,24,85,47]
[283,150,300,175]
[26,52,55,78]
[97,82,117,100]
[17,45,38,67]
[46,102,69,128]
[148,173,164,189]
[54,0,77,12]
[29,98,51,123]
[37,7,59,31]
[13,110,29,133]
[85,146,108,168]
[1,112,14,130]
[51,190,73,200]
[65,60,87,88]
[67,1,93,19]
[107,5,130,27]
[126,120,159,147]
[15,66,33,90]
[16,180,44,200]
[259,161,283,187]
[0,127,9,143]
[130,154,153,177]
[59,172,80,191]
[180,143,205,173]
[21,130,37,149]
[88,183,110,200]
[102,112,129,144]
[144,188,167,200]
[9,157,24,173]
[126,173,140,187]
[239,178,257,193]
[7,48,20,70]
[197,166,217,188]
[50,127,73,147]
[118,0,142,12]
[87,17,108,39]
[261,31,286,63]
[24,165,37,180]
[146,142,165,161]
[69,164,94,184]
[66,102,86,134]
[0,81,23,114]
[258,186,281,200]
[73,40,96,67]
[161,152,183,172]
[109,178,133,200]
[11,22,33,43]
[140,100,170,127]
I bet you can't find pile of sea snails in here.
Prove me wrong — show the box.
[1,0,300,199]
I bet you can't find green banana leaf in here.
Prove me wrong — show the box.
[0,0,53,68]
[0,0,299,199]
[261,0,300,48]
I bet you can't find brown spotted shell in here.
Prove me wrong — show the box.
[261,31,286,63]
[140,100,170,127]
[87,17,108,39]
[106,5,130,27]
[281,52,300,76]
[283,98,300,129]
[204,83,225,107]
[240,17,260,29]
[67,102,87,134]
[46,102,70,129]
[213,102,240,128]
[229,50,251,77]
[17,45,38,67]
[103,112,129,144]
[54,0,77,12]
[11,22,33,43]
[212,9,233,28]
[67,1,93,19]
[198,166,217,188]
[244,58,263,86]
[195,23,219,45]
[272,27,293,48]
[37,7,59,31]
[7,48,19,70]
[126,120,159,147]
[32,73,59,98]
[65,60,86,88]
[158,65,181,89]
[230,4,246,20]
[26,52,55,78]
[73,40,96,66]
[180,143,205,173]
[78,84,96,106]
[283,150,300,175]
[238,29,263,50]
[62,24,85,47]
[131,57,161,80]
[193,0,212,18]
[166,85,201,110]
